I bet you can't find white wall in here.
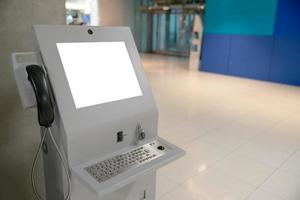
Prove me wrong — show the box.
[99,0,136,36]
[0,0,65,199]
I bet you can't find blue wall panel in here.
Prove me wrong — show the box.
[204,0,278,35]
[274,0,300,36]
[201,34,231,74]
[228,36,274,80]
[200,0,300,86]
[270,37,300,85]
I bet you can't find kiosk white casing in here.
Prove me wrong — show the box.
[12,25,184,200]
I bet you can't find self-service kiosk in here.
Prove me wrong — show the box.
[12,25,184,200]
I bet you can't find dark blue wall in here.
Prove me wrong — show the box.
[201,0,300,86]
[270,0,300,85]
[201,35,231,74]
[274,0,300,36]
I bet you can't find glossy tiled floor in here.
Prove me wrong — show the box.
[141,54,300,200]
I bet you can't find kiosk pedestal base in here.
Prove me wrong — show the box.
[72,172,155,200]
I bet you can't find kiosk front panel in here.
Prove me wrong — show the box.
[12,25,185,200]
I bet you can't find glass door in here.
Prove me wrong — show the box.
[152,10,194,56]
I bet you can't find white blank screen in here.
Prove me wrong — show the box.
[56,42,142,109]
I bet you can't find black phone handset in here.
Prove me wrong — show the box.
[26,65,71,200]
[26,65,54,127]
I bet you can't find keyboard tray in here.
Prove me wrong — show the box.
[71,137,185,197]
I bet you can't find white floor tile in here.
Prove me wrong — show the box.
[159,185,207,200]
[236,139,291,168]
[261,170,300,200]
[156,175,179,199]
[188,110,239,132]
[215,153,275,186]
[186,168,256,200]
[261,132,300,154]
[160,121,208,147]
[234,112,282,132]
[247,189,285,200]
[140,54,300,200]
[200,122,264,151]
[158,140,229,184]
[281,150,300,176]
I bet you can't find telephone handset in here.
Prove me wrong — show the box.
[26,65,71,200]
[26,65,54,127]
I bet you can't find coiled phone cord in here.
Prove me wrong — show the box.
[31,127,72,200]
